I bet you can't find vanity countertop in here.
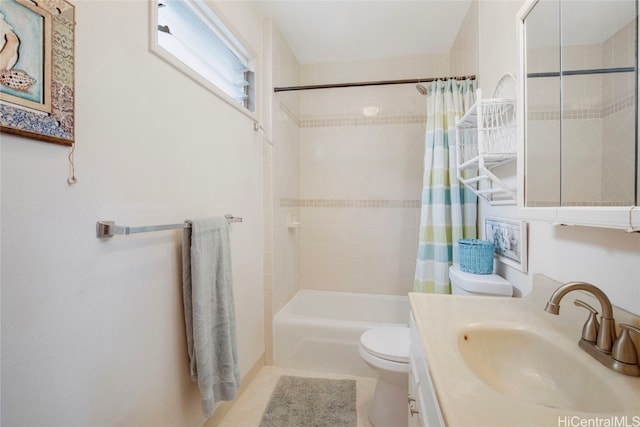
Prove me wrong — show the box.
[409,274,640,427]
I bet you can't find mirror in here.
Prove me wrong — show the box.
[523,0,637,208]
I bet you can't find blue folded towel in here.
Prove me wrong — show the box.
[182,217,240,417]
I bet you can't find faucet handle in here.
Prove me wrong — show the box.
[573,299,599,343]
[612,324,640,365]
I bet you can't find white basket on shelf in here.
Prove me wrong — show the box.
[477,96,517,157]
[457,125,479,165]
[492,72,517,99]
[454,73,518,205]
[454,73,518,165]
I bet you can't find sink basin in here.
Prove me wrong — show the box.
[457,326,624,413]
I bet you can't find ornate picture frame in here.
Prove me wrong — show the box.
[484,218,528,273]
[0,0,75,146]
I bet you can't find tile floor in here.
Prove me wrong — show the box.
[219,366,377,427]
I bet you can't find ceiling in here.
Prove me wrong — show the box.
[251,1,472,64]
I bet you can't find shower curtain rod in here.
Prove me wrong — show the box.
[273,75,476,92]
[527,66,635,78]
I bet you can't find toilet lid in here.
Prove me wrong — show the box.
[449,264,513,296]
[360,327,409,363]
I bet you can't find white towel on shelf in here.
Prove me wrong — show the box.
[182,217,240,417]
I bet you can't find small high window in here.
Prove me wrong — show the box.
[153,0,255,113]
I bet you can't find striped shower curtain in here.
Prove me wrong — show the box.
[414,79,478,294]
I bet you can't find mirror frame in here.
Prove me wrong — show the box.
[517,0,640,231]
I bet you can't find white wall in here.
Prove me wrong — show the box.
[450,0,479,77]
[1,1,265,426]
[475,0,640,314]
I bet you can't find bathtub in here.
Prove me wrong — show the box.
[273,290,410,377]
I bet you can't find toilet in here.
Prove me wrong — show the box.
[359,265,513,427]
[359,326,410,427]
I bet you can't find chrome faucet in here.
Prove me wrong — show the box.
[545,281,640,377]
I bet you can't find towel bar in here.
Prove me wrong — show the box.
[96,214,242,238]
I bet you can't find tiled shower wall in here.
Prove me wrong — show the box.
[275,55,451,296]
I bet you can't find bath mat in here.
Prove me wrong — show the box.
[259,375,357,427]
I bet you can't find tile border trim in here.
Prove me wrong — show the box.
[529,94,634,120]
[527,201,633,207]
[275,99,426,128]
[280,198,421,208]
[299,115,427,128]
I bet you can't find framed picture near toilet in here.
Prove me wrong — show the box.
[484,218,528,273]
[0,0,75,146]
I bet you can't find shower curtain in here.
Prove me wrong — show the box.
[414,79,477,294]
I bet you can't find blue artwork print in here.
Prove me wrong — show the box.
[486,221,520,262]
[0,0,44,104]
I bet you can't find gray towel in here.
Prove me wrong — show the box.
[182,217,240,417]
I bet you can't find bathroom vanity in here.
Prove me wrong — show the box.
[408,275,640,426]
[408,314,444,427]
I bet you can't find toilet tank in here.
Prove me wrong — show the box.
[449,264,513,297]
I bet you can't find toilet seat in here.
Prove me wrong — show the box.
[359,327,409,364]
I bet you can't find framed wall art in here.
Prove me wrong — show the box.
[484,218,528,273]
[0,0,75,146]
